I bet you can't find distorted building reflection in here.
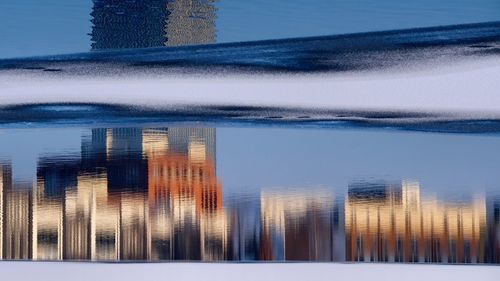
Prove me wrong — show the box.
[2,137,500,263]
[487,197,500,263]
[164,0,217,46]
[226,196,261,261]
[1,163,33,260]
[258,189,342,261]
[346,181,487,263]
[0,127,230,261]
[90,0,217,49]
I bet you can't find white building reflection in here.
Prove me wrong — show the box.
[345,181,487,263]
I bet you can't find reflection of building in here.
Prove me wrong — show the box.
[1,127,229,261]
[0,163,4,258]
[165,0,217,46]
[105,128,148,193]
[227,197,261,261]
[147,128,218,211]
[165,128,216,162]
[90,0,217,49]
[3,129,500,264]
[345,181,487,263]
[32,178,64,260]
[0,162,32,260]
[0,163,2,257]
[487,197,500,263]
[145,127,227,260]
[259,189,341,261]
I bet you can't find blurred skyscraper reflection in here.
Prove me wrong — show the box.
[90,0,217,49]
[258,189,341,261]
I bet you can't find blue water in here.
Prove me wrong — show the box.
[1,0,500,266]
[1,0,500,58]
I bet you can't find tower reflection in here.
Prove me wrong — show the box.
[90,0,218,49]
[0,129,499,263]
[258,189,342,261]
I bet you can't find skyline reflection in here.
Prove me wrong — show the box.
[0,127,499,263]
[346,181,487,263]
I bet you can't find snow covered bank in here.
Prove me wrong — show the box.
[1,262,498,281]
[0,22,499,122]
[1,58,499,118]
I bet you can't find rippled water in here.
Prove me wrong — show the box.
[0,125,499,263]
[1,0,500,267]
[1,0,500,58]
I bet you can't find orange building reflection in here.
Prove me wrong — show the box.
[146,129,222,214]
[144,128,228,261]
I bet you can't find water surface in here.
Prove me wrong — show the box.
[1,0,499,58]
[0,125,499,263]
